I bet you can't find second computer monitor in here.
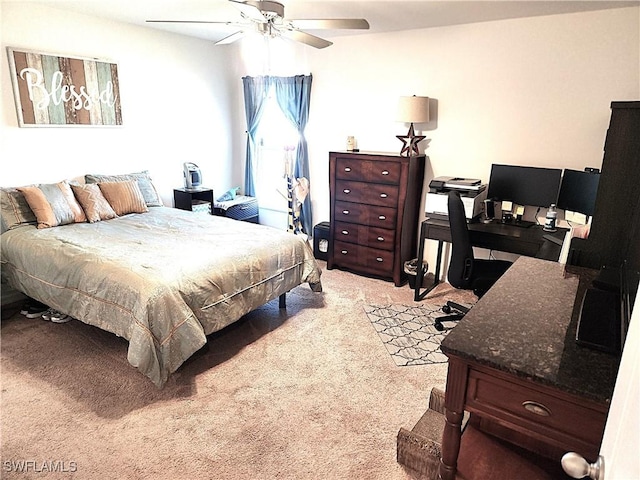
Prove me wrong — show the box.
[556,169,600,217]
[487,164,562,208]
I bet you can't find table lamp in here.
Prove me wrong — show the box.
[396,95,430,156]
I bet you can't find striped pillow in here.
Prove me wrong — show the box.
[98,180,149,216]
[17,181,86,229]
[70,184,118,223]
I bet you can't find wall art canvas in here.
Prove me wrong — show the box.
[7,48,122,127]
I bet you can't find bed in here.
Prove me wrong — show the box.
[1,179,321,387]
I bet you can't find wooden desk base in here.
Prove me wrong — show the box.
[437,257,617,480]
[439,355,608,480]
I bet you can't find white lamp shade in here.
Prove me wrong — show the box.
[397,96,430,124]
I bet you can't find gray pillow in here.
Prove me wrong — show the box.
[0,187,37,233]
[85,171,163,207]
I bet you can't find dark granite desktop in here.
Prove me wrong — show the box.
[441,256,621,404]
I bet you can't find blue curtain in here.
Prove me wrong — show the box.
[242,76,271,196]
[273,74,313,235]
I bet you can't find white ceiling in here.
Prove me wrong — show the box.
[14,0,640,44]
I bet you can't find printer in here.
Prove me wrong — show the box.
[426,176,487,220]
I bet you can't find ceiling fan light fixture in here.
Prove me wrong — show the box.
[258,21,279,38]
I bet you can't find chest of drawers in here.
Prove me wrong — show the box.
[327,151,425,286]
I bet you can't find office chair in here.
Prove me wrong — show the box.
[434,191,513,331]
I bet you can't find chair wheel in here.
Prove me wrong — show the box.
[442,304,452,314]
[434,321,444,331]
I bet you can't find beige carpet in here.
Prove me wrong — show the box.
[1,263,474,479]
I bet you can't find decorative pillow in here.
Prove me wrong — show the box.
[71,184,118,223]
[17,182,86,229]
[85,171,163,207]
[0,187,37,233]
[98,181,149,216]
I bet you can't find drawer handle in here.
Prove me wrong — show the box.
[380,193,388,198]
[341,230,349,235]
[522,401,551,417]
[377,236,384,242]
[379,215,386,220]
[344,167,351,172]
[376,257,383,262]
[343,189,351,194]
[342,210,350,215]
[341,250,348,255]
[381,170,389,175]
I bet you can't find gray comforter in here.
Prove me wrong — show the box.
[1,207,322,387]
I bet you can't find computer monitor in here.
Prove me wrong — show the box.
[556,169,600,217]
[486,164,562,208]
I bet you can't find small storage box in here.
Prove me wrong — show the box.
[214,196,259,223]
[191,200,211,214]
[313,222,330,261]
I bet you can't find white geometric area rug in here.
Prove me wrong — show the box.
[364,304,452,366]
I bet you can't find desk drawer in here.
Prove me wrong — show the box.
[335,158,401,185]
[466,369,607,456]
[332,240,394,278]
[334,201,397,229]
[335,180,398,208]
[469,230,539,257]
[334,221,395,251]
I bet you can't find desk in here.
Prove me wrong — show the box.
[414,216,567,301]
[437,257,620,480]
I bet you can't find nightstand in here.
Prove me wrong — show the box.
[173,188,214,214]
[213,195,259,223]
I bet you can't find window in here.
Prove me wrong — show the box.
[253,89,299,212]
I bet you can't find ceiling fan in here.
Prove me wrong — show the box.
[146,0,370,49]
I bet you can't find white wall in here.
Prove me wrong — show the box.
[302,7,639,265]
[1,2,238,206]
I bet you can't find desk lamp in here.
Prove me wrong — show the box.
[396,95,430,157]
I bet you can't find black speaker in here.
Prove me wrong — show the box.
[484,199,495,219]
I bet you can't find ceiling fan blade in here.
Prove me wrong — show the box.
[280,29,333,49]
[290,19,370,30]
[146,20,241,25]
[215,31,246,45]
[229,0,267,23]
